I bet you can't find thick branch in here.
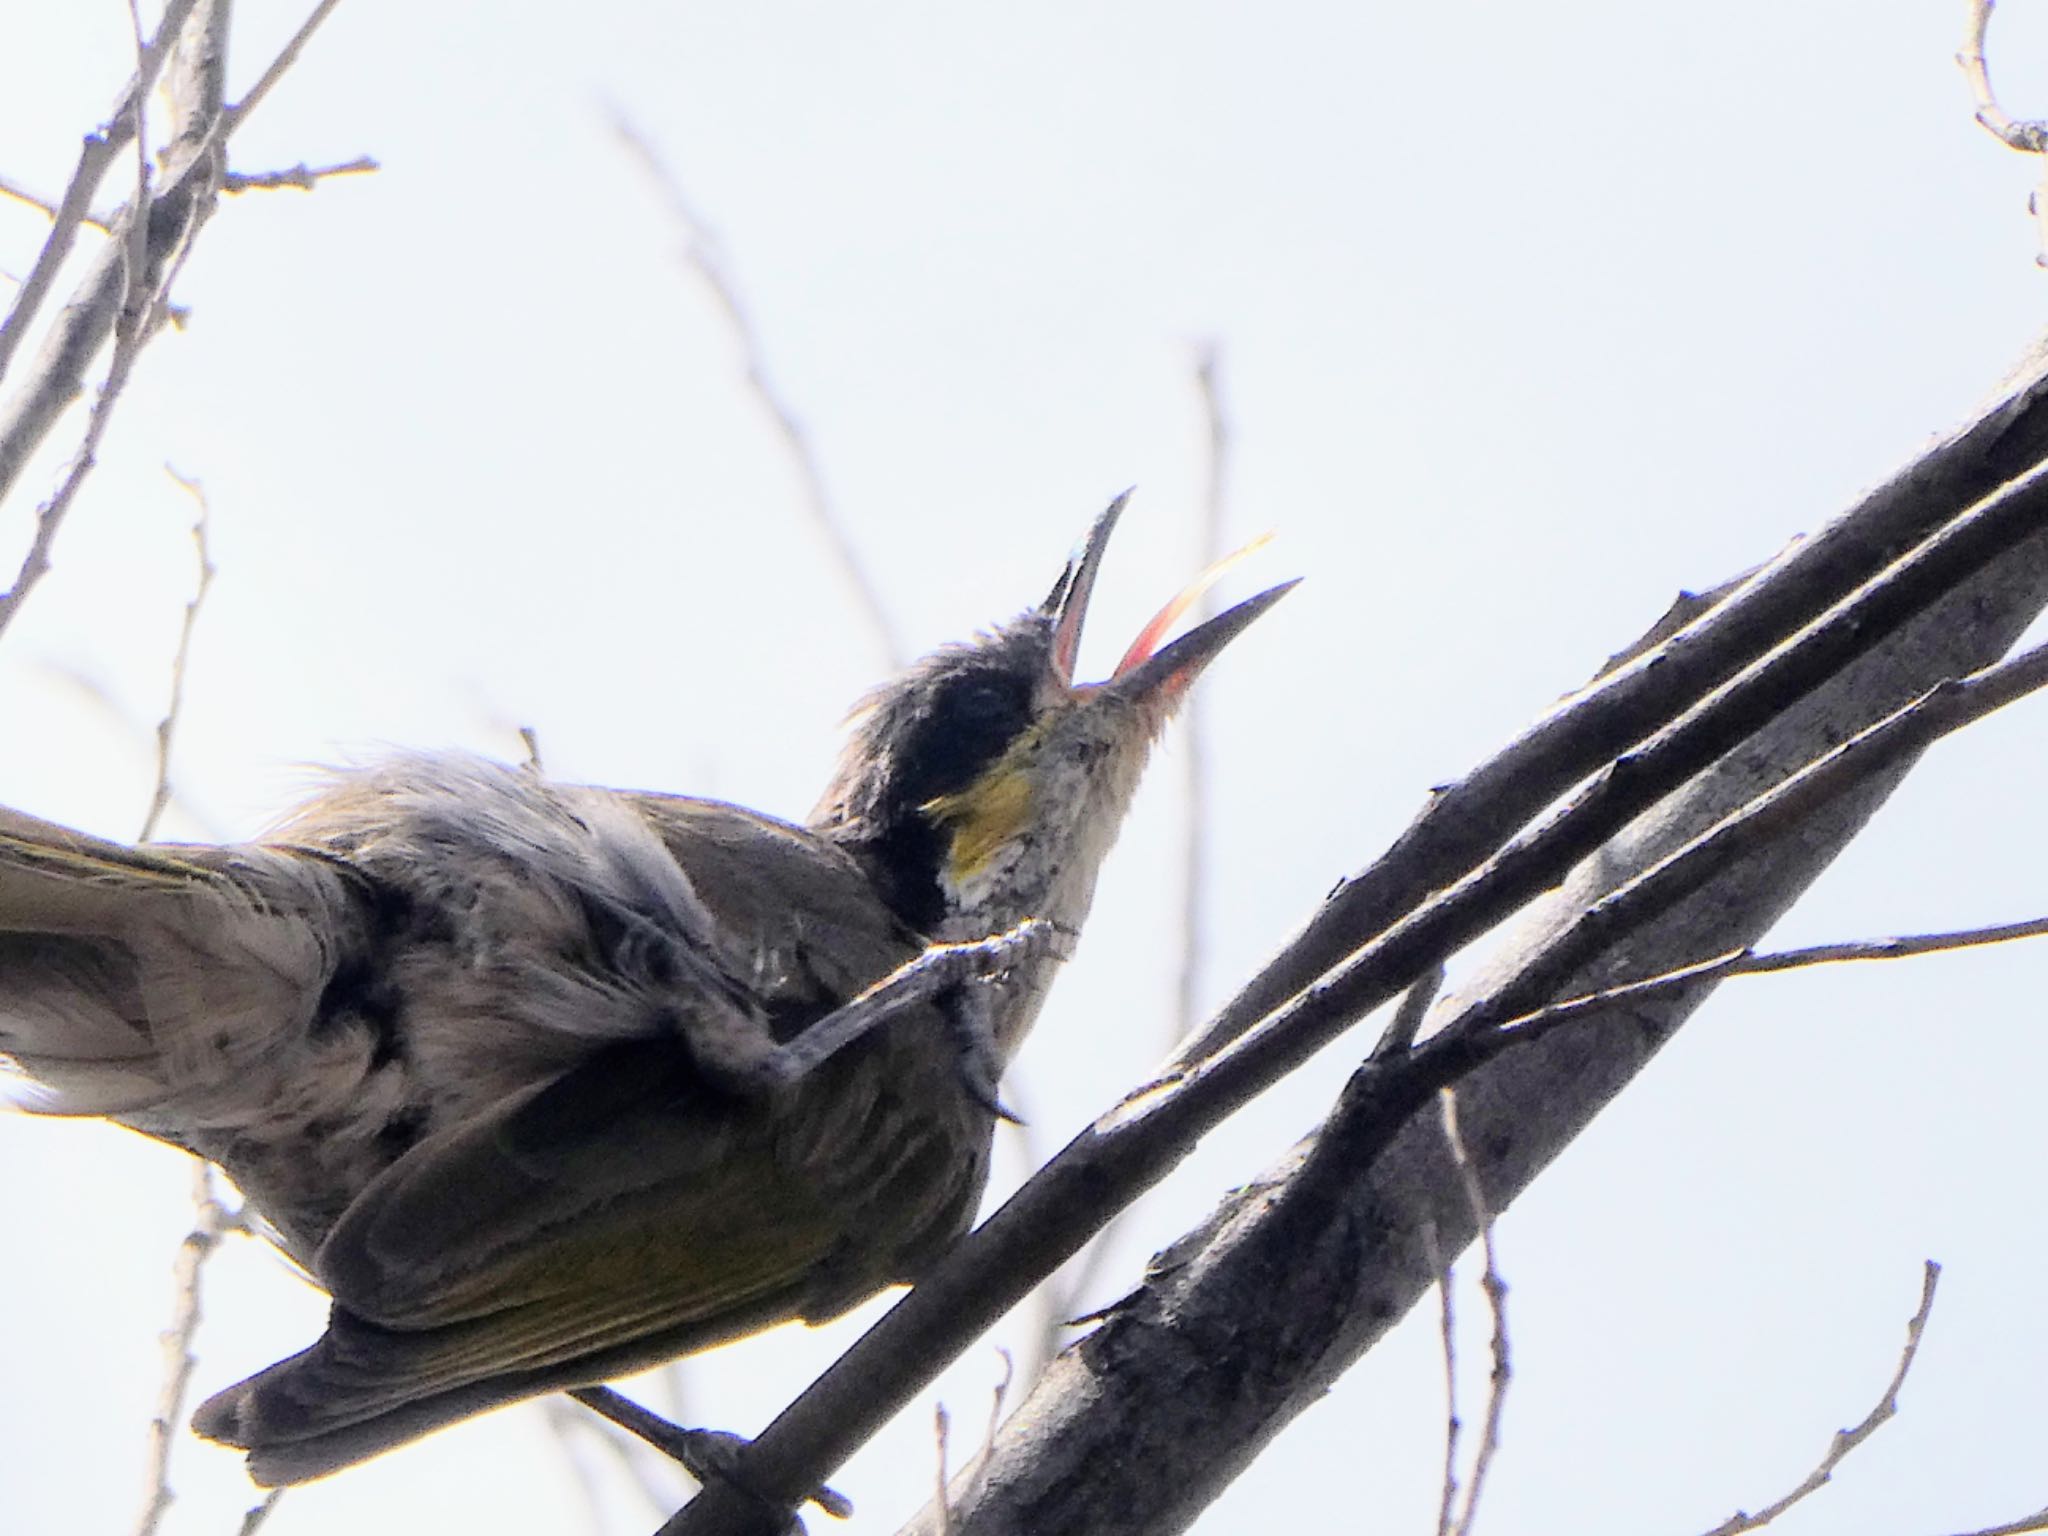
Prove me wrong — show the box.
[1175,335,2048,1066]
[921,338,2048,1532]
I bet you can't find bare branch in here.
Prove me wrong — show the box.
[132,1161,239,1536]
[1,0,350,637]
[220,0,346,133]
[1373,965,1446,1060]
[1959,1,2048,152]
[1172,340,2048,1070]
[1957,0,2048,263]
[0,0,203,383]
[0,0,232,633]
[236,1490,284,1536]
[1440,1090,1507,1536]
[1698,1262,1940,1536]
[1453,630,2048,1051]
[1944,1506,2048,1536]
[1172,341,1228,1048]
[959,1351,1012,1514]
[1422,1217,1460,1536]
[543,1394,690,1530]
[119,0,154,331]
[139,467,216,841]
[1499,908,2048,1039]
[223,154,379,194]
[0,173,115,232]
[932,1404,952,1536]
[572,1386,853,1522]
[610,109,899,669]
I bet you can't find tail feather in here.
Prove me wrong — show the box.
[0,806,354,1127]
[195,1291,800,1485]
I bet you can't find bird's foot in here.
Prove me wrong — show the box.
[945,987,1022,1124]
[942,919,1077,1123]
[568,1387,852,1524]
[767,917,1075,1095]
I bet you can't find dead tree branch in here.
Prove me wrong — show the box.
[0,0,350,639]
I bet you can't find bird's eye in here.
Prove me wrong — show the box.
[894,672,1034,804]
[956,684,1010,720]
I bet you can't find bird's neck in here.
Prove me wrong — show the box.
[818,809,952,937]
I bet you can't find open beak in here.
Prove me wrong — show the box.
[1041,490,1298,702]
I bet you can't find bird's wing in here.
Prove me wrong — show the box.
[306,782,940,1331]
[621,792,923,1019]
[313,1035,846,1342]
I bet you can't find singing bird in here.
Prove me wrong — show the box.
[0,494,1290,1488]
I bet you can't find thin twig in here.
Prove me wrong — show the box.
[119,0,154,340]
[1373,966,1446,1060]
[0,267,163,640]
[546,1397,627,1536]
[1454,633,2048,1051]
[0,174,115,231]
[1171,351,2048,1074]
[1944,1506,2048,1536]
[1440,1089,1508,1536]
[132,1161,238,1536]
[140,467,216,841]
[1172,341,1228,1047]
[1496,911,2048,1039]
[0,0,224,633]
[1423,1217,1460,1536]
[953,1348,1014,1514]
[932,1404,953,1536]
[571,1385,853,1520]
[1699,1261,1941,1536]
[222,154,379,193]
[1959,0,2048,151]
[1957,0,2048,263]
[543,1395,682,1531]
[221,0,346,132]
[609,109,899,668]
[2,0,348,623]
[0,0,202,382]
[1031,346,1237,1371]
[237,1490,284,1536]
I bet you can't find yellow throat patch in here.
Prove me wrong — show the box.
[925,764,1034,881]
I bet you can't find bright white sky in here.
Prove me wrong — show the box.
[4,3,2048,1534]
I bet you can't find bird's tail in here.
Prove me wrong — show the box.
[194,1292,795,1485]
[0,804,346,1129]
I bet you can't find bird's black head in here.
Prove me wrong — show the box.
[812,492,1294,938]
[811,616,1058,932]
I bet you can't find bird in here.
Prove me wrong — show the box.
[0,492,1292,1490]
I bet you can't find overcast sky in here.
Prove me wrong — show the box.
[4,3,2048,1534]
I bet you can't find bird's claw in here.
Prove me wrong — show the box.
[672,1427,854,1525]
